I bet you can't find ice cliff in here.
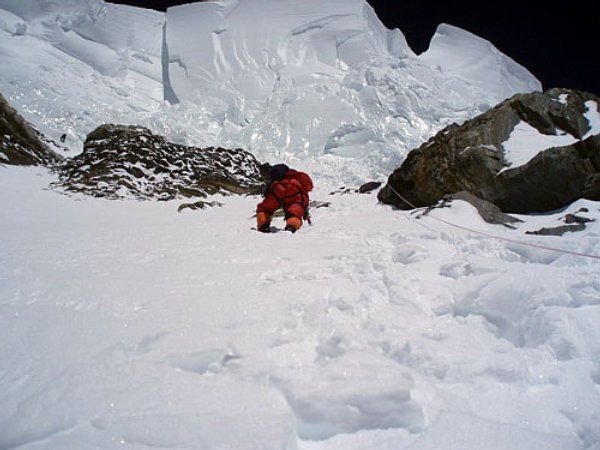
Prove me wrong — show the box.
[0,0,541,182]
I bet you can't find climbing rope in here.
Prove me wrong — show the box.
[384,183,600,261]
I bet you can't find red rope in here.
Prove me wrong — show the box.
[385,183,600,261]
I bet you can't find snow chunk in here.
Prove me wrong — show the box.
[558,93,569,104]
[0,8,25,35]
[583,100,600,139]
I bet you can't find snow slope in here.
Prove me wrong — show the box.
[0,0,541,182]
[4,2,596,449]
[1,166,599,449]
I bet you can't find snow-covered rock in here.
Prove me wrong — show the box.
[0,0,541,183]
[56,123,266,200]
[379,88,600,213]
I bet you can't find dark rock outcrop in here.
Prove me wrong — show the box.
[177,200,224,213]
[525,224,586,236]
[378,88,600,213]
[329,181,382,195]
[0,92,62,166]
[358,181,382,193]
[525,208,595,236]
[56,124,267,200]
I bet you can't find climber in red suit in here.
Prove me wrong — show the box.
[256,164,314,233]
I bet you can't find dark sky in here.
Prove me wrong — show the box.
[108,0,598,94]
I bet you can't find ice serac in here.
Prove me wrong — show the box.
[161,0,541,181]
[162,0,421,181]
[420,24,542,101]
[166,0,412,108]
[163,0,415,156]
[0,0,542,182]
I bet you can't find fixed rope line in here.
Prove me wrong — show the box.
[384,183,600,261]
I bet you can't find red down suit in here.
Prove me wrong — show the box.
[256,169,313,230]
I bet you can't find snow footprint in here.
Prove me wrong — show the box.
[169,348,242,375]
[315,335,345,363]
[393,244,428,265]
[128,332,167,358]
[377,339,449,381]
[439,261,474,279]
[271,354,424,441]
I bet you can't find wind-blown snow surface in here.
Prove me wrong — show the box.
[1,166,599,449]
[0,0,541,183]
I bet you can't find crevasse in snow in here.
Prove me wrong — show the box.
[0,0,541,182]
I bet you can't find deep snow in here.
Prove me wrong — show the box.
[1,166,599,449]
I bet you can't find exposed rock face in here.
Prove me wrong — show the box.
[56,124,267,200]
[0,92,62,166]
[378,88,600,213]
[358,181,382,193]
[329,182,382,196]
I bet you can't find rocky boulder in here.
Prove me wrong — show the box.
[0,92,62,166]
[378,88,600,213]
[56,124,267,200]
